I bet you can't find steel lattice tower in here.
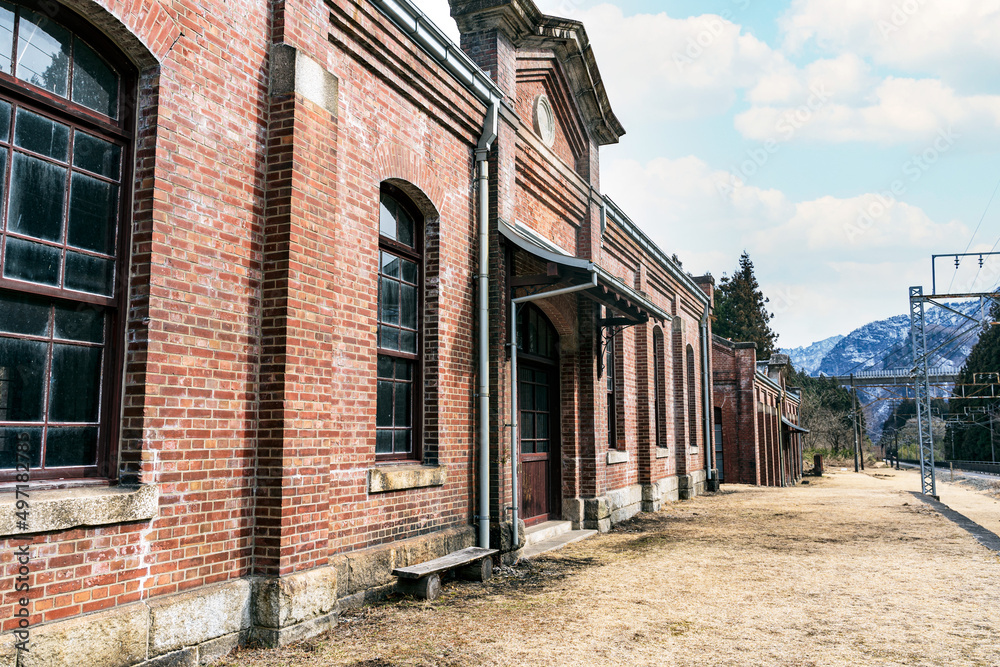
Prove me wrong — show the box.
[909,286,937,497]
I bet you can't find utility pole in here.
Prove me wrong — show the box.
[894,429,900,469]
[991,404,996,464]
[851,376,859,473]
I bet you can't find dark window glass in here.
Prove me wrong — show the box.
[378,324,398,352]
[73,132,120,180]
[520,383,533,411]
[44,426,97,466]
[54,303,104,342]
[399,329,416,354]
[9,152,67,241]
[379,193,414,247]
[375,429,392,454]
[517,304,556,359]
[0,290,48,335]
[0,427,41,468]
[376,379,392,427]
[68,172,117,254]
[48,343,101,421]
[4,236,60,285]
[64,250,113,295]
[380,276,399,325]
[14,108,69,160]
[16,9,71,97]
[400,282,416,329]
[5,7,120,120]
[537,413,549,439]
[607,338,618,449]
[71,37,117,118]
[376,189,421,459]
[653,329,665,447]
[0,336,46,420]
[0,100,10,140]
[0,2,13,74]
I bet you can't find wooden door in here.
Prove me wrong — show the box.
[520,364,557,524]
[517,304,560,526]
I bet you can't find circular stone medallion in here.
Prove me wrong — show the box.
[533,93,556,148]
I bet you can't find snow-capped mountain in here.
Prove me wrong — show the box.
[781,335,844,375]
[782,300,990,438]
[802,300,986,377]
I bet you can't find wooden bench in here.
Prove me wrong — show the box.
[392,547,499,600]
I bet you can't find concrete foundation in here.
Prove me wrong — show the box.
[642,475,680,512]
[10,526,475,666]
[679,469,708,499]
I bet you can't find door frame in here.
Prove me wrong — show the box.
[517,353,562,527]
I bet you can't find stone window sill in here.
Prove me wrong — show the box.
[368,465,445,493]
[0,484,157,537]
[606,449,629,465]
[656,447,670,459]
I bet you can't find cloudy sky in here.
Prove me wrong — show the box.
[410,0,1000,348]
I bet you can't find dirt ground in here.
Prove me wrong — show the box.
[219,465,1000,667]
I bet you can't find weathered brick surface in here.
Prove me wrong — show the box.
[712,338,803,487]
[0,0,723,646]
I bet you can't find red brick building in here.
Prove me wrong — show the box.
[711,341,806,487]
[0,0,718,663]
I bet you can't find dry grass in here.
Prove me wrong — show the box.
[219,469,1000,667]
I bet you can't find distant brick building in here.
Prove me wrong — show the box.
[0,0,718,663]
[712,341,805,486]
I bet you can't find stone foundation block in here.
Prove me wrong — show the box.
[0,631,17,667]
[642,476,679,511]
[20,602,148,667]
[606,484,643,525]
[148,580,250,656]
[249,611,338,648]
[137,648,197,667]
[252,566,338,630]
[562,497,584,528]
[197,632,242,665]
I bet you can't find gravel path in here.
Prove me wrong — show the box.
[219,467,1000,667]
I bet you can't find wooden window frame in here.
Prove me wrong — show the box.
[376,185,423,462]
[0,0,135,484]
[653,327,666,448]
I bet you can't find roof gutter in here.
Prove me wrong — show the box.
[700,303,715,486]
[602,197,709,306]
[370,0,502,549]
[369,0,502,106]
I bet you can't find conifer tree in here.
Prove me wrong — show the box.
[713,251,779,358]
[947,299,1000,460]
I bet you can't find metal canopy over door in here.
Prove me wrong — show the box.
[517,304,560,526]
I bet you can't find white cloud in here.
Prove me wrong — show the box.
[531,4,789,122]
[781,0,1000,89]
[736,76,1000,146]
[601,155,970,346]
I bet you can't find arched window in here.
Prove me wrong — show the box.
[686,344,697,449]
[652,327,666,447]
[376,185,422,460]
[0,1,134,481]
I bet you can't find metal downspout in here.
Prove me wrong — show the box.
[510,272,599,548]
[778,390,787,487]
[476,102,498,548]
[700,304,714,487]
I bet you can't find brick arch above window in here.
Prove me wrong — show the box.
[375,144,447,215]
[31,0,166,67]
